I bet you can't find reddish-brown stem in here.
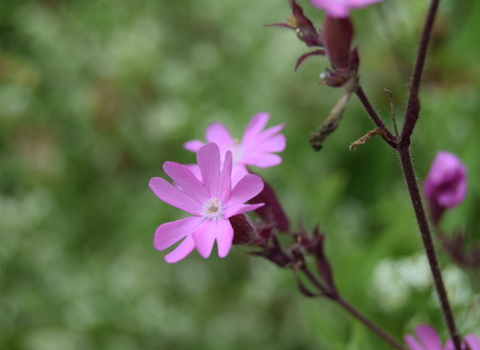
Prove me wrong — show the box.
[394,0,462,348]
[355,86,397,149]
[301,266,406,350]
[356,0,462,347]
[398,148,462,350]
[400,0,440,147]
[336,296,407,350]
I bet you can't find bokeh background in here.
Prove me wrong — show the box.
[1,0,480,349]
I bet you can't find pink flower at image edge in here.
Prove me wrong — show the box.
[149,143,264,263]
[184,112,286,186]
[404,324,480,350]
[310,0,384,18]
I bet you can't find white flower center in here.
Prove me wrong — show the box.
[202,198,224,219]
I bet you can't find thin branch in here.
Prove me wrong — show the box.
[300,265,330,295]
[336,296,407,350]
[398,148,462,350]
[301,266,406,350]
[355,85,397,148]
[400,0,440,146]
[382,88,399,136]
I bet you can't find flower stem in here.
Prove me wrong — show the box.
[301,266,406,350]
[394,0,462,348]
[398,148,462,350]
[400,0,440,147]
[355,86,397,148]
[335,296,407,350]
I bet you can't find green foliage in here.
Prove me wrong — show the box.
[1,0,479,349]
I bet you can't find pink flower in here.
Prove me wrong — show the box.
[444,335,480,350]
[423,151,467,209]
[184,112,286,185]
[310,0,384,18]
[404,324,480,350]
[149,143,264,263]
[405,325,443,350]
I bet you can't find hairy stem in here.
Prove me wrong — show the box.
[398,148,462,350]
[355,86,397,148]
[400,0,440,146]
[336,296,407,350]
[394,0,462,348]
[301,266,406,350]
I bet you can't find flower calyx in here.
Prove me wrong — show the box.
[267,0,323,48]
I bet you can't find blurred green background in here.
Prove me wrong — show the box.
[1,0,479,349]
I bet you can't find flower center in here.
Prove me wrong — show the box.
[202,198,224,219]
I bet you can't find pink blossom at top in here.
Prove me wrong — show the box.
[310,0,384,18]
[423,151,467,209]
[184,112,286,186]
[149,143,264,263]
[404,324,480,350]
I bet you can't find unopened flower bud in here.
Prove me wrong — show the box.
[230,214,260,245]
[323,16,354,70]
[423,151,467,224]
[308,227,336,292]
[249,179,290,231]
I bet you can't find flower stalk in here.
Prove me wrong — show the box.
[398,148,462,350]
[351,0,463,347]
[300,265,406,350]
[400,0,441,147]
[398,0,462,348]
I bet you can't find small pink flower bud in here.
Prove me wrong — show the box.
[423,151,467,223]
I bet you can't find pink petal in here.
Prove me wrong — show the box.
[192,220,217,258]
[184,164,203,183]
[163,162,209,204]
[217,151,232,204]
[224,203,264,218]
[310,1,350,18]
[310,0,382,18]
[349,0,383,6]
[404,335,425,350]
[197,143,221,197]
[241,112,270,146]
[149,177,201,215]
[164,235,196,263]
[227,174,264,207]
[249,134,286,153]
[241,153,282,168]
[231,166,249,187]
[215,218,234,258]
[184,140,205,152]
[205,122,235,154]
[415,325,442,350]
[154,216,205,251]
[446,335,480,350]
[444,339,454,350]
[465,334,480,350]
[257,123,285,141]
